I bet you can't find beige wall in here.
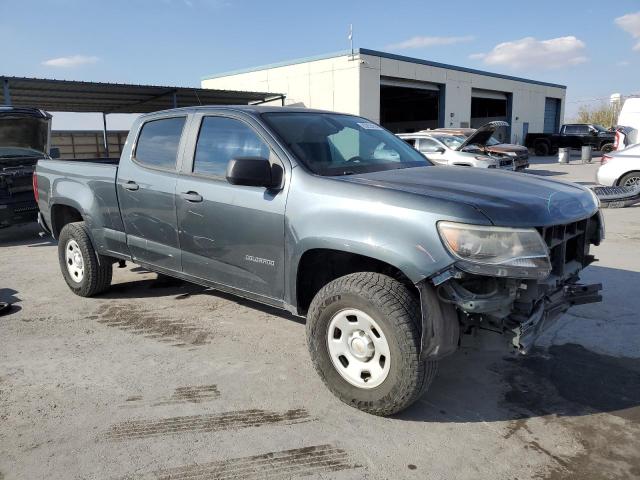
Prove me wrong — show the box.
[202,55,361,115]
[202,52,566,143]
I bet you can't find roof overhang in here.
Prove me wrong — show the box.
[1,76,284,113]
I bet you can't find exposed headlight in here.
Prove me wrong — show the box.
[437,221,551,279]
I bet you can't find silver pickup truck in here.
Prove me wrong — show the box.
[35,106,604,416]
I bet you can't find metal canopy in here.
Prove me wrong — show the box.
[1,76,284,113]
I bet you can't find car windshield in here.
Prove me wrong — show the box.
[486,136,501,146]
[262,112,431,176]
[592,124,608,132]
[429,135,466,149]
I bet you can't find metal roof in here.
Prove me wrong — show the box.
[1,76,284,113]
[202,48,567,90]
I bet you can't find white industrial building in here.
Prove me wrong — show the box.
[202,48,566,144]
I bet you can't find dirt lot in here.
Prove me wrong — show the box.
[1,155,639,480]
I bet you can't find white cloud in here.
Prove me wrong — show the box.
[470,36,587,70]
[617,60,631,67]
[386,35,474,50]
[615,12,640,51]
[42,55,99,68]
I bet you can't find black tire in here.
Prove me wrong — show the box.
[600,143,615,154]
[58,221,113,297]
[306,272,437,416]
[534,141,550,156]
[618,171,640,188]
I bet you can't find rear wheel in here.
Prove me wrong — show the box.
[306,272,437,416]
[619,171,640,188]
[58,222,113,297]
[534,141,550,156]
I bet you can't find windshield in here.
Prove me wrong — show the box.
[429,135,466,149]
[592,124,608,132]
[486,136,501,146]
[0,146,44,159]
[262,112,431,176]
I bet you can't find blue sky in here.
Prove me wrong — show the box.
[2,0,639,129]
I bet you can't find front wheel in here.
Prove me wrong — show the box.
[58,221,113,297]
[600,143,615,154]
[306,272,437,416]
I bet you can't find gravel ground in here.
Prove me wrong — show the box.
[0,155,638,480]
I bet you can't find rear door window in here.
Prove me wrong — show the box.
[134,117,186,169]
[193,116,270,177]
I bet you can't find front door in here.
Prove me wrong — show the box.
[175,114,287,301]
[117,115,187,271]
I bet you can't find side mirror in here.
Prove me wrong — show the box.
[49,147,60,159]
[435,147,446,153]
[226,157,282,189]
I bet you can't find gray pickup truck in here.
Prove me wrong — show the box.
[35,106,604,416]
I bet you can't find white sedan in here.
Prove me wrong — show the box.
[597,143,640,188]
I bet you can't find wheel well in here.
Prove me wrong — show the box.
[618,171,640,186]
[51,204,83,238]
[296,249,414,315]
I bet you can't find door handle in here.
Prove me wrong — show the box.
[123,180,139,191]
[181,191,203,203]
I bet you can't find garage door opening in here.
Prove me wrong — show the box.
[471,89,510,142]
[380,82,441,133]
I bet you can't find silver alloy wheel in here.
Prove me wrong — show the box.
[623,175,640,187]
[326,309,391,389]
[65,239,84,283]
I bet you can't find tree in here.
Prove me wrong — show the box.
[573,102,620,128]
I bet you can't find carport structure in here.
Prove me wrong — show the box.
[1,76,284,156]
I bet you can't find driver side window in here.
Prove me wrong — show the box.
[419,138,443,153]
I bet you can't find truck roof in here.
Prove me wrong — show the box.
[139,105,341,118]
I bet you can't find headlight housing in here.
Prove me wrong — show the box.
[437,221,551,279]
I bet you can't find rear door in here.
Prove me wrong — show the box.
[175,112,288,300]
[116,115,188,271]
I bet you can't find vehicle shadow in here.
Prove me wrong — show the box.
[397,343,640,424]
[524,170,567,177]
[100,272,303,324]
[0,288,22,315]
[0,223,54,248]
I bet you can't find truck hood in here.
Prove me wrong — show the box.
[337,166,597,227]
[0,107,52,159]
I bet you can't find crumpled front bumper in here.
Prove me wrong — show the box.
[513,282,602,353]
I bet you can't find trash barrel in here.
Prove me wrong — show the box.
[558,147,570,164]
[581,145,592,163]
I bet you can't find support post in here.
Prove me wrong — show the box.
[172,91,178,108]
[2,78,11,105]
[102,112,110,158]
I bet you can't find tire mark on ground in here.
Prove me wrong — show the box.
[130,444,361,479]
[103,408,311,440]
[94,304,210,346]
[122,385,220,408]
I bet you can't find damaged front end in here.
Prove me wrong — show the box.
[422,212,604,357]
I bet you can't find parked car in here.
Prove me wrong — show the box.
[434,127,529,170]
[35,106,604,416]
[597,142,640,188]
[397,121,515,170]
[526,123,616,156]
[0,107,52,229]
[615,98,640,150]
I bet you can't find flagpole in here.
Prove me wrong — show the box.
[349,24,353,57]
